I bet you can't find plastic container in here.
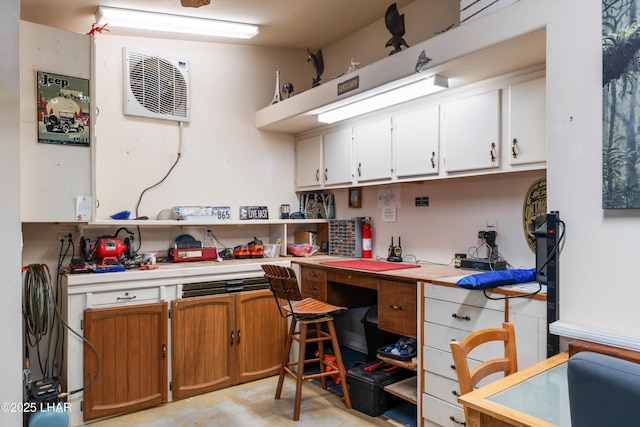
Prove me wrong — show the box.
[362,305,402,360]
[263,243,281,258]
[347,360,414,416]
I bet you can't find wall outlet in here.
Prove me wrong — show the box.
[58,231,72,242]
[204,229,213,240]
[486,219,498,230]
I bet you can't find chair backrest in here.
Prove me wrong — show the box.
[261,264,303,317]
[449,322,518,395]
[568,351,640,427]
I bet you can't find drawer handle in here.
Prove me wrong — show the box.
[308,285,318,291]
[390,304,405,311]
[450,364,456,370]
[449,415,466,426]
[309,272,318,278]
[117,294,137,301]
[451,313,471,321]
[451,390,461,397]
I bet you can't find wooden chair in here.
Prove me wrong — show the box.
[261,264,352,421]
[449,322,518,395]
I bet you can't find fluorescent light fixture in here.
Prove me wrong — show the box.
[95,6,259,39]
[317,75,448,124]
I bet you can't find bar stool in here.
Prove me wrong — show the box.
[261,264,352,421]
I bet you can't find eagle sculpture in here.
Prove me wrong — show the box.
[307,48,324,87]
[385,3,409,55]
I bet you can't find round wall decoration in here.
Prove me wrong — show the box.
[522,178,547,253]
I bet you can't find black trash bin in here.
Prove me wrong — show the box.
[361,305,402,361]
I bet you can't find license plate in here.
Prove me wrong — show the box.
[211,206,231,221]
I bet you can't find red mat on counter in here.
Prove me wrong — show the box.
[319,259,420,272]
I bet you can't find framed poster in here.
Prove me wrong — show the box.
[348,187,361,208]
[37,71,90,147]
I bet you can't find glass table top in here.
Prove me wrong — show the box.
[488,362,571,426]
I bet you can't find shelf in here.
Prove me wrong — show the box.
[87,219,329,227]
[384,376,417,405]
[377,354,417,371]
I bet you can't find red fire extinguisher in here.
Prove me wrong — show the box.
[362,218,372,258]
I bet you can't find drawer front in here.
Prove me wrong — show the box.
[424,283,504,310]
[424,298,504,333]
[424,371,462,407]
[300,267,326,283]
[89,287,161,307]
[424,346,465,381]
[378,280,417,337]
[326,270,378,290]
[424,322,503,360]
[300,280,327,300]
[422,393,466,427]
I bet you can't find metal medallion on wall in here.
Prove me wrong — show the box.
[522,178,547,253]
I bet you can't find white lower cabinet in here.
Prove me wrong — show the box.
[421,283,546,426]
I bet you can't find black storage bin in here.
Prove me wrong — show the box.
[362,305,401,360]
[347,360,414,416]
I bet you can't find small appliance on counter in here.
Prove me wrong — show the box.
[168,236,218,262]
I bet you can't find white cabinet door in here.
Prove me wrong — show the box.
[394,105,440,178]
[442,90,500,173]
[354,117,392,182]
[323,127,353,186]
[508,77,547,166]
[295,135,322,189]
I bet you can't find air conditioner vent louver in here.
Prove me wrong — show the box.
[124,48,190,122]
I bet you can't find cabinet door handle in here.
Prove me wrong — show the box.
[162,343,166,359]
[431,151,436,168]
[230,330,234,346]
[358,162,362,177]
[237,329,241,344]
[390,304,405,311]
[324,168,328,181]
[449,415,466,425]
[315,169,320,182]
[490,142,496,164]
[451,313,471,321]
[512,138,518,158]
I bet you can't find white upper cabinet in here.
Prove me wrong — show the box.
[442,90,501,173]
[353,117,393,183]
[323,127,353,186]
[393,105,440,178]
[295,135,323,189]
[508,77,547,166]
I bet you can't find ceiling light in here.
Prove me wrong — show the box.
[95,6,259,39]
[317,75,448,124]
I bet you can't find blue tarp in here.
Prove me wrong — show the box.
[455,268,536,290]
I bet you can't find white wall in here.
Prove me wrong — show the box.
[92,36,308,220]
[1,1,26,425]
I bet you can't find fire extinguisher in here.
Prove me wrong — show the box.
[362,218,372,258]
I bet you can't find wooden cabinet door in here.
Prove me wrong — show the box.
[83,302,168,421]
[378,280,417,338]
[235,289,288,384]
[171,294,235,400]
[442,90,500,173]
[354,117,392,182]
[295,135,323,189]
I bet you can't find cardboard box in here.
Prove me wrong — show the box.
[294,231,317,246]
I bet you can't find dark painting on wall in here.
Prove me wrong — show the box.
[603,0,640,208]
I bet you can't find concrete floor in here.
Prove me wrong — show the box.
[87,375,401,427]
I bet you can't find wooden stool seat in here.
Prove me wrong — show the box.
[262,265,352,421]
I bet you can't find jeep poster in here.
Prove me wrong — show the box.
[37,71,90,147]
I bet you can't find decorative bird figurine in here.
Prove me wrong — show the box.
[385,3,409,55]
[415,50,432,73]
[307,48,324,87]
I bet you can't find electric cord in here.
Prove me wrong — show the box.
[483,219,566,301]
[134,122,184,219]
[23,264,56,377]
